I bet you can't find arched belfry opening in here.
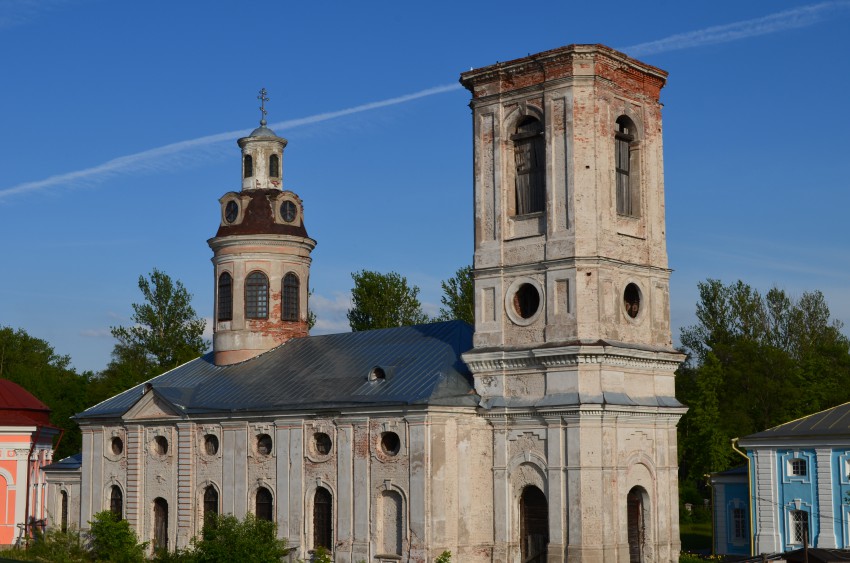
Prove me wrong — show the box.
[520,485,548,563]
[627,486,649,563]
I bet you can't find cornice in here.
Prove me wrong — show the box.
[207,234,317,253]
[472,256,672,278]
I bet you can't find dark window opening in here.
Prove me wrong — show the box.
[380,432,400,456]
[520,486,548,563]
[256,434,273,456]
[243,155,253,178]
[111,437,123,456]
[313,487,333,549]
[282,273,299,321]
[269,154,280,178]
[256,487,273,521]
[110,486,123,519]
[616,116,639,217]
[204,434,219,456]
[512,117,545,215]
[624,283,641,319]
[203,486,218,523]
[370,367,386,381]
[153,498,168,552]
[60,491,68,532]
[245,271,269,319]
[217,272,233,321]
[281,200,297,222]
[628,487,646,563]
[314,433,332,456]
[224,201,239,224]
[154,436,168,456]
[513,284,541,319]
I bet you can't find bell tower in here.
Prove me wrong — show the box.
[208,89,316,366]
[460,46,685,562]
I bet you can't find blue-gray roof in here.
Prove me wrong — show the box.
[741,401,850,443]
[42,452,82,472]
[77,321,477,420]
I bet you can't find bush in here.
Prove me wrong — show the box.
[435,551,451,563]
[191,513,290,563]
[88,511,147,562]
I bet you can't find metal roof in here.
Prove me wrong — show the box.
[77,321,477,420]
[741,401,850,443]
[42,452,82,472]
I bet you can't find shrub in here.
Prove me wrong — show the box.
[435,551,451,563]
[88,511,147,562]
[191,513,290,563]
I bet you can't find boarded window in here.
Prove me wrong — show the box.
[203,486,218,523]
[627,487,646,563]
[269,154,280,178]
[110,486,123,519]
[616,116,640,217]
[243,154,253,178]
[256,487,273,521]
[380,490,403,555]
[217,273,233,321]
[519,485,548,563]
[282,273,299,321]
[60,491,68,532]
[153,498,168,552]
[313,487,333,549]
[512,117,545,215]
[245,271,269,319]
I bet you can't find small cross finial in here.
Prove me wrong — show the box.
[257,88,269,127]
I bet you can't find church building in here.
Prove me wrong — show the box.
[52,44,685,563]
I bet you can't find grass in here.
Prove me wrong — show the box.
[681,521,712,553]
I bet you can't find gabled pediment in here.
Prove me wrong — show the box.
[122,389,184,421]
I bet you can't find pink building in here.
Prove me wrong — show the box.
[0,380,58,545]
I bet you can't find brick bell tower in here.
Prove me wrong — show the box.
[208,89,316,366]
[460,46,686,562]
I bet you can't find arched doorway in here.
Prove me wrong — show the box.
[313,487,333,550]
[520,485,548,563]
[153,498,168,552]
[627,487,647,563]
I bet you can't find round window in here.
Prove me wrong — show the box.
[281,200,297,223]
[111,437,123,456]
[256,434,273,456]
[153,436,168,456]
[513,283,541,319]
[225,201,239,223]
[314,432,332,456]
[380,432,401,456]
[624,283,641,319]
[203,434,219,456]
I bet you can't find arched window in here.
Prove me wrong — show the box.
[256,487,273,521]
[153,498,168,552]
[616,115,640,217]
[245,271,269,319]
[627,487,648,563]
[203,486,218,523]
[60,491,68,532]
[379,490,403,555]
[512,116,545,215]
[110,485,123,520]
[269,154,280,178]
[217,272,233,321]
[519,485,548,563]
[243,154,253,178]
[313,487,333,549]
[282,273,299,321]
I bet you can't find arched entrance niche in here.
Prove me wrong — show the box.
[627,486,649,563]
[520,485,548,563]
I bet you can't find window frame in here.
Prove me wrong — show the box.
[790,458,807,477]
[269,154,280,178]
[110,485,123,520]
[615,115,640,218]
[243,154,253,178]
[217,272,233,322]
[790,509,810,545]
[256,486,273,521]
[511,116,545,216]
[282,272,299,321]
[245,271,269,320]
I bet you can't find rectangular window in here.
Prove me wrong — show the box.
[790,458,807,476]
[791,510,809,544]
[732,508,745,539]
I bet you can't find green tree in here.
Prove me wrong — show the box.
[191,513,290,563]
[435,265,474,325]
[0,326,89,459]
[347,270,429,331]
[88,510,147,562]
[105,269,207,388]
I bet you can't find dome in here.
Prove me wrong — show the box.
[249,125,278,138]
[0,380,51,426]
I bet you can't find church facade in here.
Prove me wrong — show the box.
[55,44,684,563]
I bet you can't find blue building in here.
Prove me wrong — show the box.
[713,402,850,557]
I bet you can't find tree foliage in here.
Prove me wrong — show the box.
[677,279,850,484]
[435,266,474,325]
[88,511,147,562]
[347,270,429,331]
[190,513,290,563]
[100,270,207,395]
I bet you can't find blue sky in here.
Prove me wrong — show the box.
[2,1,849,373]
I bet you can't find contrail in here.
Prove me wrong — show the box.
[619,1,849,57]
[0,83,463,201]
